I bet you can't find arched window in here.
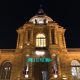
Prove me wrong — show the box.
[0,61,12,80]
[36,34,46,47]
[71,60,80,80]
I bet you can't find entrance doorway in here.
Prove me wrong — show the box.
[33,62,49,80]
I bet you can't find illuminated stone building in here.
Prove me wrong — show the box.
[0,9,80,80]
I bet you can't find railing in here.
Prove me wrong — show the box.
[0,48,80,53]
[67,48,80,52]
[0,49,16,53]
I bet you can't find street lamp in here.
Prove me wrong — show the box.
[54,74,58,79]
[25,64,29,78]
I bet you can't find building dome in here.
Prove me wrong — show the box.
[29,9,53,24]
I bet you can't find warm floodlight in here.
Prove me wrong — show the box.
[35,51,45,56]
[54,74,58,78]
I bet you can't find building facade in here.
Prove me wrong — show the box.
[0,9,80,80]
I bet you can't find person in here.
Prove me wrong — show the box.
[42,71,48,80]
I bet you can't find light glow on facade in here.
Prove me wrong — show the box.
[29,15,53,24]
[27,58,52,62]
[35,51,45,56]
[54,74,58,78]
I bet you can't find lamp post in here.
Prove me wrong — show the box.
[25,64,29,78]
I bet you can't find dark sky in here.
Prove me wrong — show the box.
[0,0,80,48]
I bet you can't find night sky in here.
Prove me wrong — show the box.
[0,0,80,49]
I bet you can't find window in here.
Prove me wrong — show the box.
[71,60,80,80]
[0,61,12,80]
[36,34,46,47]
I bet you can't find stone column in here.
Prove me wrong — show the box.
[58,33,63,48]
[63,33,66,48]
[29,62,33,79]
[55,30,58,44]
[54,30,56,44]
[57,56,62,80]
[31,30,33,44]
[25,31,28,44]
[16,32,20,48]
[49,29,52,44]
[19,30,24,49]
[49,62,53,80]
